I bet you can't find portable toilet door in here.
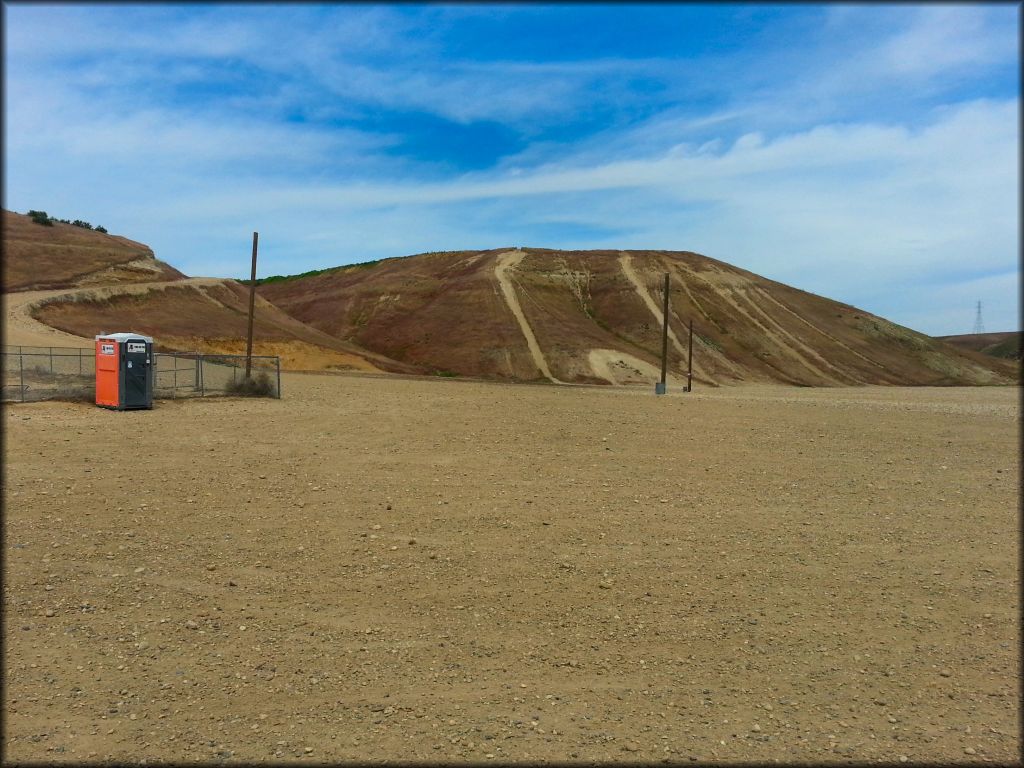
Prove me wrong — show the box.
[95,332,154,410]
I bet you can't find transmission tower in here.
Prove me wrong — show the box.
[972,301,985,335]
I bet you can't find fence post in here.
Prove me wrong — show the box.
[49,347,54,375]
[199,355,205,397]
[276,357,281,399]
[19,347,25,403]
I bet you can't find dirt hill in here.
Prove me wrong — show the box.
[257,248,1017,386]
[2,209,186,290]
[937,332,1021,361]
[26,280,416,373]
[1,210,413,373]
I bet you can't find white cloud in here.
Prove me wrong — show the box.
[879,6,1017,79]
[3,5,1018,336]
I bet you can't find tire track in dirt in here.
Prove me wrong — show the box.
[692,267,844,383]
[732,285,857,384]
[494,250,561,383]
[618,252,710,380]
[756,291,894,376]
[717,286,833,382]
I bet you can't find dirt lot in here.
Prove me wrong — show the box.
[3,375,1020,763]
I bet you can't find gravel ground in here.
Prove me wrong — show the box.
[3,374,1020,764]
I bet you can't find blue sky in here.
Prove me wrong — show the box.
[3,3,1019,335]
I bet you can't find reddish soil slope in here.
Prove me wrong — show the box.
[2,209,185,290]
[2,209,412,372]
[258,248,1017,386]
[29,281,417,373]
[937,332,1021,361]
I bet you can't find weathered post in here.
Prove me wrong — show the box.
[687,319,694,392]
[244,232,259,380]
[656,272,669,395]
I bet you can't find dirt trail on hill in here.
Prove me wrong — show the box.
[2,279,226,348]
[494,250,561,383]
[618,253,705,380]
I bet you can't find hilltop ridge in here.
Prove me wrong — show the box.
[257,247,1017,386]
[3,209,1015,385]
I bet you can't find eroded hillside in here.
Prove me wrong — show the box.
[27,280,415,373]
[2,209,185,290]
[258,248,1017,386]
[1,210,412,373]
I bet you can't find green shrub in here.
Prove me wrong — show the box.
[26,210,105,232]
[225,371,276,397]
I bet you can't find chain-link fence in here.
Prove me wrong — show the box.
[2,346,94,403]
[155,352,282,399]
[2,346,281,403]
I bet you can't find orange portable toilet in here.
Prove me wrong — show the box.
[95,332,154,410]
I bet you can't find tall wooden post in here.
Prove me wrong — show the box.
[687,319,694,392]
[244,231,259,380]
[657,272,669,395]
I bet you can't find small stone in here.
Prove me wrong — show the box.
[964,747,976,755]
[751,724,761,732]
[206,564,216,571]
[898,757,908,763]
[44,609,55,617]
[185,620,198,630]
[304,746,313,753]
[624,743,640,752]
[134,567,145,574]
[228,580,237,587]
[939,669,952,677]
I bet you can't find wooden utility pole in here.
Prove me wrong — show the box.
[687,319,694,392]
[244,231,259,379]
[657,272,669,395]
